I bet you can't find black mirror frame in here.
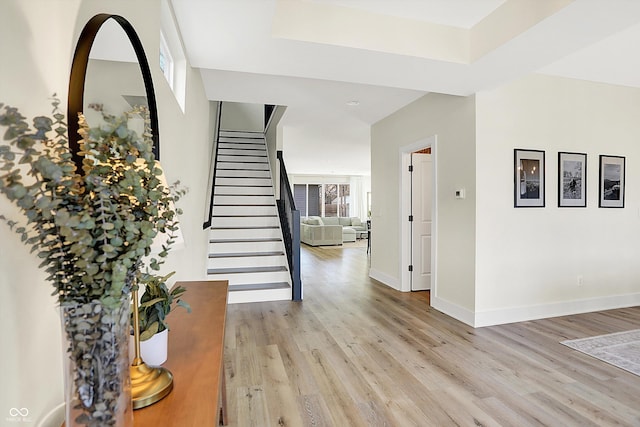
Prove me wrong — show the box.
[67,14,160,172]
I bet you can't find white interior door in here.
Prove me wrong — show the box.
[411,153,432,291]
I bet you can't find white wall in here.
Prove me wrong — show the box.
[371,93,477,318]
[0,1,211,424]
[266,106,287,199]
[220,101,264,132]
[475,73,640,326]
[0,2,81,424]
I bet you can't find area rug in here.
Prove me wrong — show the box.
[561,329,640,376]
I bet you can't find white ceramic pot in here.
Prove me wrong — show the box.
[140,329,168,366]
[130,329,169,366]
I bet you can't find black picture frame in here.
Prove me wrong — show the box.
[558,152,587,207]
[514,149,545,208]
[599,155,625,208]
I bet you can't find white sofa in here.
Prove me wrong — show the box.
[300,216,366,246]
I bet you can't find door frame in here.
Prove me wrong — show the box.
[399,136,437,295]
[410,151,432,291]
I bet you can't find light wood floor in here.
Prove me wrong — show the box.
[223,244,640,426]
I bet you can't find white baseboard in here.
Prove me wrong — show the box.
[369,269,400,291]
[474,292,640,327]
[431,293,640,328]
[36,401,65,427]
[431,296,475,326]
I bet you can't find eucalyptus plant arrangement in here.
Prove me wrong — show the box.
[0,97,183,426]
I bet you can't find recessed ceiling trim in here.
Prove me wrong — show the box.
[471,0,574,61]
[273,0,574,64]
[272,0,468,63]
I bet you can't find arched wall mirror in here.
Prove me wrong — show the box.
[68,14,160,172]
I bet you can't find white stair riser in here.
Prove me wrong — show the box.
[227,288,291,304]
[218,142,265,150]
[210,216,279,227]
[218,148,266,157]
[207,270,290,285]
[209,240,283,253]
[215,177,273,187]
[219,131,264,139]
[210,227,281,239]
[217,162,269,171]
[217,155,267,163]
[215,186,273,196]
[212,205,277,216]
[220,131,264,140]
[208,255,287,269]
[214,195,275,205]
[216,169,271,178]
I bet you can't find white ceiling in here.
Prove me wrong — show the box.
[170,0,640,176]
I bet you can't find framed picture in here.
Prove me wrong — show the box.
[514,149,545,207]
[599,155,625,208]
[558,152,587,207]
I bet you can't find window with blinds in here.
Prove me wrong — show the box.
[294,184,347,217]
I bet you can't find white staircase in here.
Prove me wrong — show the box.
[207,130,292,303]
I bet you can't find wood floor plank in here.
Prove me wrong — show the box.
[222,243,640,426]
[297,394,332,427]
[302,348,370,427]
[236,385,270,427]
[259,344,306,427]
[274,333,322,397]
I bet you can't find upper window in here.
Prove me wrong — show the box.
[160,0,186,112]
[159,31,174,89]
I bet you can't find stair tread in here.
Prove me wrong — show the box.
[214,195,274,198]
[217,163,269,167]
[209,251,285,258]
[216,176,271,179]
[210,237,282,243]
[217,167,269,170]
[212,214,277,217]
[218,142,265,147]
[213,204,274,208]
[218,159,267,161]
[218,145,265,149]
[227,282,290,291]
[216,184,272,188]
[218,155,267,159]
[210,225,279,230]
[207,266,288,274]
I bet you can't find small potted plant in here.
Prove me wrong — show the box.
[135,271,191,365]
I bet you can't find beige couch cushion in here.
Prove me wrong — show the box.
[338,217,352,226]
[322,217,339,225]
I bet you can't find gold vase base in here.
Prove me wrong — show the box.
[130,361,173,409]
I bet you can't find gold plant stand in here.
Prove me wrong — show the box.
[130,287,173,409]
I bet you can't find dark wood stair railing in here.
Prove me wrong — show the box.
[203,101,223,229]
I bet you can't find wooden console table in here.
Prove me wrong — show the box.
[134,280,229,426]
